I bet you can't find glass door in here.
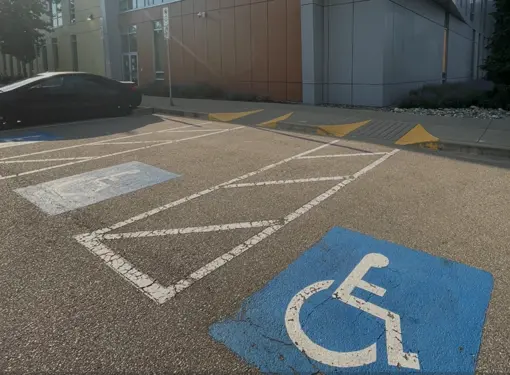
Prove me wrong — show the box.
[122,53,138,83]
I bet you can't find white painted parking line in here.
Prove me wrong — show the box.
[0,127,243,180]
[0,141,41,150]
[74,141,398,304]
[297,152,388,159]
[98,141,168,145]
[89,139,338,236]
[170,151,399,299]
[0,157,93,164]
[101,221,279,240]
[157,129,227,133]
[0,125,194,162]
[224,176,350,188]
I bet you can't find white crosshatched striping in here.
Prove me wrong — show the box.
[0,127,242,180]
[297,152,388,159]
[157,129,225,133]
[74,139,399,304]
[100,221,279,240]
[0,125,194,162]
[223,176,350,188]
[0,157,93,164]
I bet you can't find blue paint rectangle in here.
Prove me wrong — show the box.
[210,227,493,374]
[0,132,59,149]
[16,161,179,215]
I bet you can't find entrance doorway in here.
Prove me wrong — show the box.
[122,53,138,83]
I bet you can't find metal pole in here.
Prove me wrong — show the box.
[163,7,173,106]
[166,37,173,106]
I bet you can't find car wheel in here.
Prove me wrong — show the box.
[115,104,132,117]
[0,114,17,130]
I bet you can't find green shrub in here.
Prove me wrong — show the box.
[399,82,487,108]
[399,81,510,109]
[477,84,510,110]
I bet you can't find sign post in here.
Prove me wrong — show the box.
[162,7,173,106]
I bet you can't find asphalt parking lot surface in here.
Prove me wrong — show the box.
[0,114,509,373]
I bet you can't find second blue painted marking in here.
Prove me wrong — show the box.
[0,132,59,143]
[210,227,493,374]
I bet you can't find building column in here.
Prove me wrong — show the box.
[301,0,324,105]
[100,0,122,80]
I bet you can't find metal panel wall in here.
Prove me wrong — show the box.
[119,0,302,101]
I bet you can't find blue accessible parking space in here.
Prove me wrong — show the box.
[210,227,494,374]
[0,132,59,149]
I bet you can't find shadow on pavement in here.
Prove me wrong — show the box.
[254,125,510,171]
[0,114,168,143]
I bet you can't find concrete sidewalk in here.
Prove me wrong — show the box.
[142,96,510,156]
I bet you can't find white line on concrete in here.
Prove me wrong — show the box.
[97,141,168,145]
[171,150,400,301]
[0,157,93,164]
[157,129,227,133]
[297,152,388,159]
[0,127,243,180]
[0,125,194,162]
[75,147,398,304]
[223,176,350,188]
[101,221,278,240]
[0,141,41,150]
[90,139,339,236]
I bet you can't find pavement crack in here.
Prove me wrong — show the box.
[303,295,333,326]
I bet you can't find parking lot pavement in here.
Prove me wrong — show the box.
[0,114,509,373]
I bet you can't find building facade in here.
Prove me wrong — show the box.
[0,0,106,78]
[0,0,495,106]
[301,0,495,106]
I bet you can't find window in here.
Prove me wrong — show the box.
[64,75,117,94]
[41,45,49,72]
[51,0,63,28]
[121,25,138,53]
[69,0,76,24]
[71,35,79,71]
[120,0,166,11]
[154,21,165,80]
[1,54,6,75]
[469,0,475,21]
[8,56,14,76]
[52,38,59,71]
[16,59,22,76]
[33,76,64,89]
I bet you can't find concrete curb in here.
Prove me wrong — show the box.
[150,107,210,120]
[269,120,327,135]
[133,107,155,116]
[419,140,510,159]
[149,107,510,160]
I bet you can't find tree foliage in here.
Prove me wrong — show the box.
[483,0,510,84]
[0,0,51,68]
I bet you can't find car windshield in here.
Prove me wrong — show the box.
[0,75,45,92]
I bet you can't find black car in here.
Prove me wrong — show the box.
[0,72,142,127]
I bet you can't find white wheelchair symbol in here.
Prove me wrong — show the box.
[285,253,420,370]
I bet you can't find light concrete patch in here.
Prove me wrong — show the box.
[16,162,180,215]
